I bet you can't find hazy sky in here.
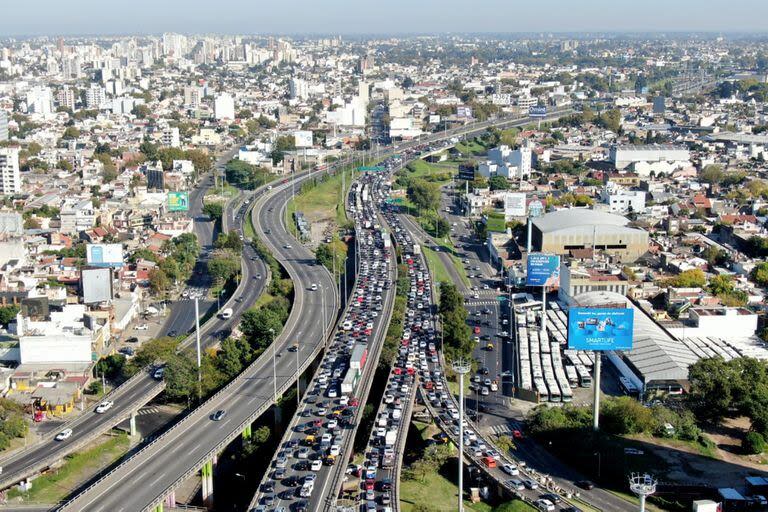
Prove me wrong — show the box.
[2,0,768,36]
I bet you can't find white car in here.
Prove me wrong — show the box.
[311,283,318,291]
[135,324,149,331]
[95,401,114,414]
[503,463,519,476]
[55,428,73,441]
[310,459,322,471]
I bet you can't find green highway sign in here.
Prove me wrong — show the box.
[497,295,508,301]
[359,166,385,172]
[386,198,404,204]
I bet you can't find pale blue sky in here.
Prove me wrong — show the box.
[2,0,767,36]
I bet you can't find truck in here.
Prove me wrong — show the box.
[381,451,395,469]
[219,308,233,319]
[341,369,360,395]
[384,429,397,448]
[413,244,421,255]
[350,344,368,370]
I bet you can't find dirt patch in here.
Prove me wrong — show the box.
[308,220,333,249]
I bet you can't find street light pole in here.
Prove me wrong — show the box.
[452,358,471,512]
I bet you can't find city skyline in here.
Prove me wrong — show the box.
[3,0,768,36]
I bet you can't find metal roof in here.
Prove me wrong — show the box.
[532,208,631,234]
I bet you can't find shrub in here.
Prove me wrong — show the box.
[743,431,766,454]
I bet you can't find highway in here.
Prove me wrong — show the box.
[250,173,396,512]
[55,173,338,512]
[0,152,267,493]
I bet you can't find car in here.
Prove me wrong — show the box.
[55,428,73,441]
[212,410,227,421]
[512,429,523,440]
[576,480,595,490]
[311,283,318,291]
[125,336,139,343]
[502,463,519,476]
[153,367,165,380]
[535,499,555,511]
[523,479,539,490]
[540,493,562,504]
[135,324,149,331]
[507,479,524,491]
[167,330,178,337]
[95,401,114,414]
[310,459,322,471]
[284,244,292,249]
[119,347,135,356]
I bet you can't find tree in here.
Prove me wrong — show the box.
[488,175,509,191]
[58,159,73,171]
[665,269,706,288]
[406,178,440,212]
[709,274,735,296]
[0,305,19,327]
[203,202,224,221]
[597,109,622,133]
[687,357,740,422]
[149,268,171,295]
[132,104,151,119]
[164,353,198,401]
[215,230,244,253]
[700,164,724,185]
[270,135,296,164]
[743,431,766,454]
[208,252,241,282]
[704,246,728,267]
[185,149,212,173]
[95,354,126,382]
[62,126,80,139]
[1,415,27,439]
[216,337,253,379]
[130,337,180,371]
[751,262,768,287]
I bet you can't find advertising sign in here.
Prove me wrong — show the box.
[528,199,545,218]
[294,130,314,148]
[458,164,476,181]
[81,267,113,304]
[168,191,189,212]
[529,106,548,117]
[526,253,560,287]
[504,192,527,217]
[568,307,634,351]
[86,244,124,268]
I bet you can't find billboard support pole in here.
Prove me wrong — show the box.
[526,217,532,254]
[592,353,601,431]
[541,285,547,334]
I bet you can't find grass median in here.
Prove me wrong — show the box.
[8,433,131,503]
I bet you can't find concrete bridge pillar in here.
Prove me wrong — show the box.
[164,491,175,508]
[201,459,215,509]
[129,410,138,438]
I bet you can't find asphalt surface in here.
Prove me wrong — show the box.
[250,174,396,512]
[0,153,268,492]
[55,175,337,512]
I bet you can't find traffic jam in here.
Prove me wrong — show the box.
[372,153,579,512]
[253,173,393,512]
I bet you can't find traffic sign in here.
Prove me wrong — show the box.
[359,166,385,172]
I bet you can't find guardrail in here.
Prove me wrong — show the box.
[56,174,338,512]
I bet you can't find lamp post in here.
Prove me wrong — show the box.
[270,328,277,403]
[452,357,472,512]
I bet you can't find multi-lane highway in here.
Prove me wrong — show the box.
[0,155,267,492]
[55,173,338,512]
[250,173,396,512]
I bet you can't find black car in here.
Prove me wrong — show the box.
[167,330,178,337]
[125,337,139,343]
[576,480,595,490]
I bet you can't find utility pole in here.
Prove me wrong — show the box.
[195,297,202,400]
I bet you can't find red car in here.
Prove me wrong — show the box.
[512,429,523,440]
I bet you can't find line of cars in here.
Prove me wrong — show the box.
[391,222,580,512]
[252,174,393,512]
[353,187,436,512]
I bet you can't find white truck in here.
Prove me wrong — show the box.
[385,429,397,448]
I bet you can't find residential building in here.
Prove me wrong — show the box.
[25,86,53,115]
[59,199,96,234]
[162,127,181,148]
[558,261,631,303]
[56,87,77,111]
[214,93,235,120]
[601,182,646,213]
[289,77,309,100]
[85,84,107,109]
[0,148,21,195]
[0,110,7,141]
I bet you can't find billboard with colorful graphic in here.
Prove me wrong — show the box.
[86,244,124,268]
[168,191,189,212]
[526,253,560,287]
[568,307,634,351]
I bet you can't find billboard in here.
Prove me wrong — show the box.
[528,199,545,218]
[504,192,527,217]
[294,130,313,148]
[529,106,548,117]
[86,243,124,268]
[458,164,475,181]
[168,191,189,212]
[568,307,634,351]
[526,253,560,287]
[81,267,113,304]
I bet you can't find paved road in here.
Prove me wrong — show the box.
[0,149,266,492]
[56,175,337,512]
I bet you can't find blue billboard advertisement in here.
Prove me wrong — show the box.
[526,253,560,287]
[568,307,634,351]
[529,106,548,117]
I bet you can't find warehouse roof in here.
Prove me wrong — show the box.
[533,209,632,234]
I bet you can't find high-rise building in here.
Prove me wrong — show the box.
[85,84,107,109]
[289,78,309,100]
[56,86,77,111]
[0,148,21,195]
[183,86,202,108]
[162,127,181,148]
[0,111,8,142]
[25,86,53,115]
[214,93,235,120]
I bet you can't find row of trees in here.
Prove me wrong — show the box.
[148,233,200,298]
[225,159,273,190]
[138,141,213,174]
[438,282,473,360]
